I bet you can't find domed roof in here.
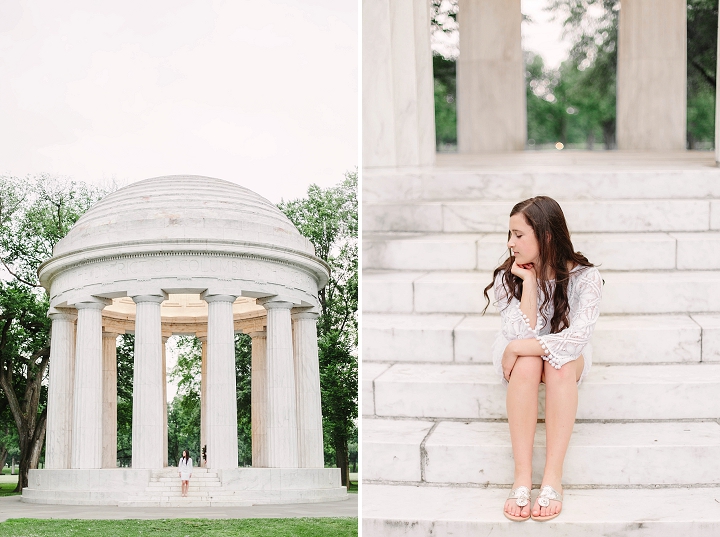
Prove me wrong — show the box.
[53,175,315,257]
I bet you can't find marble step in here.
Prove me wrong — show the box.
[119,498,253,507]
[362,484,720,536]
[363,231,720,271]
[364,362,720,420]
[363,270,720,315]
[363,199,720,234]
[362,159,720,203]
[363,313,717,364]
[363,419,720,486]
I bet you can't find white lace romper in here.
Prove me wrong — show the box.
[491,265,603,386]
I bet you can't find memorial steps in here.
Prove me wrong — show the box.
[361,152,720,535]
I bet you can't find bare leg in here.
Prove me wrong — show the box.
[504,355,543,519]
[532,355,584,518]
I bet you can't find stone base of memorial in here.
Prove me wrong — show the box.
[23,468,347,506]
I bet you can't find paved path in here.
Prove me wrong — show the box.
[0,494,357,521]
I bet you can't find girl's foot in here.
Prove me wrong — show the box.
[503,483,531,521]
[531,483,563,520]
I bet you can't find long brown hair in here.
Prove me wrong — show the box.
[482,196,594,333]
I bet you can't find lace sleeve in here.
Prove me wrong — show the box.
[537,267,603,369]
[493,271,543,340]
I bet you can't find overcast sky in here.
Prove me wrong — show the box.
[0,0,358,203]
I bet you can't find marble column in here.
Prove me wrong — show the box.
[262,300,299,468]
[71,302,105,469]
[292,313,324,468]
[204,295,239,469]
[131,295,165,469]
[617,0,686,150]
[199,336,207,467]
[162,336,168,467]
[45,312,77,469]
[362,0,435,167]
[250,330,268,468]
[102,332,119,468]
[457,0,525,152]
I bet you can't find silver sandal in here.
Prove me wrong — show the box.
[503,485,531,521]
[531,485,563,521]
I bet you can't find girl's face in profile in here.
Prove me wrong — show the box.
[507,213,540,267]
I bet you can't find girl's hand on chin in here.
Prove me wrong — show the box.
[510,259,536,281]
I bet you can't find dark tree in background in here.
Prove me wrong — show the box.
[0,174,105,490]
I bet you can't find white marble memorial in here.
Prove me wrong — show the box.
[28,175,344,506]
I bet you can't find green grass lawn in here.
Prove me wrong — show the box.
[0,482,19,497]
[348,481,358,493]
[0,518,358,536]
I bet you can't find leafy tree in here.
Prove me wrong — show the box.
[115,334,134,467]
[433,55,457,148]
[278,171,358,486]
[0,174,104,490]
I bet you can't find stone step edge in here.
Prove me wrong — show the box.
[362,479,720,490]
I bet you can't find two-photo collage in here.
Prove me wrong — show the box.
[1,0,720,536]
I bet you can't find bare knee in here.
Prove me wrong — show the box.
[543,359,577,383]
[509,355,543,383]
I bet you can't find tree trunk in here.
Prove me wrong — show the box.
[334,435,349,487]
[0,447,7,473]
[12,409,46,492]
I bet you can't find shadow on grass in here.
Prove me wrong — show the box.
[0,482,19,497]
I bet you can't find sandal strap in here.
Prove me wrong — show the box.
[538,485,563,503]
[507,486,530,506]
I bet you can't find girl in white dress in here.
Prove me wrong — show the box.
[482,196,603,522]
[178,450,193,497]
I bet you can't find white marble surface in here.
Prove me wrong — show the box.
[250,331,268,468]
[362,418,434,482]
[691,314,720,362]
[363,484,720,536]
[617,0,686,150]
[364,233,480,271]
[363,154,720,203]
[205,294,239,469]
[421,421,720,485]
[362,0,435,168]
[453,315,500,363]
[372,362,720,420]
[441,200,710,233]
[131,295,165,469]
[476,232,677,271]
[363,313,464,362]
[457,0,525,152]
[363,202,443,232]
[601,270,720,314]
[263,301,299,468]
[46,313,76,469]
[362,362,392,416]
[292,314,324,468]
[363,271,423,313]
[413,271,489,314]
[72,303,105,469]
[673,232,720,269]
[102,332,118,469]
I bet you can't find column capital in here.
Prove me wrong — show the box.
[291,312,319,321]
[258,298,294,310]
[74,299,111,310]
[131,294,165,305]
[201,292,237,304]
[49,312,77,322]
[102,331,120,340]
[249,330,267,339]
